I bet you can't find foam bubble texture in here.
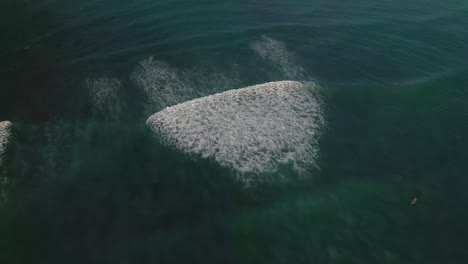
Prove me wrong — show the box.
[0,121,12,167]
[131,57,192,109]
[251,36,305,79]
[86,78,122,118]
[131,57,243,114]
[147,81,324,179]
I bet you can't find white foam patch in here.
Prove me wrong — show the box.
[0,121,12,167]
[131,57,193,110]
[86,78,122,119]
[251,36,305,79]
[147,81,325,181]
[131,57,242,113]
[0,121,11,206]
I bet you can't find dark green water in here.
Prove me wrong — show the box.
[1,0,468,263]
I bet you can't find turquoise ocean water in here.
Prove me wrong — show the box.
[1,0,468,263]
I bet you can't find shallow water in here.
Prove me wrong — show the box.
[1,0,468,263]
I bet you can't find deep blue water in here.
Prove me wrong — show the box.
[1,0,468,263]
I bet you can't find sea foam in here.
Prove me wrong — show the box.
[131,57,192,110]
[131,57,242,113]
[86,78,122,119]
[251,36,305,79]
[146,81,324,180]
[0,121,12,167]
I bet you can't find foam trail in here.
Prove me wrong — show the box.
[86,77,122,119]
[251,36,306,80]
[0,121,12,167]
[131,57,192,111]
[131,57,242,113]
[147,81,324,182]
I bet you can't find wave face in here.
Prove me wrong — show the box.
[147,81,324,181]
[0,121,12,167]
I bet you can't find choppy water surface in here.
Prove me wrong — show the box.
[1,0,468,263]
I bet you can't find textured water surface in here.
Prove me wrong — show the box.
[1,0,468,263]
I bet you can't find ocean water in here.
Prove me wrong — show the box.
[1,0,468,263]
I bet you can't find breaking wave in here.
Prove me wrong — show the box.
[146,81,325,182]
